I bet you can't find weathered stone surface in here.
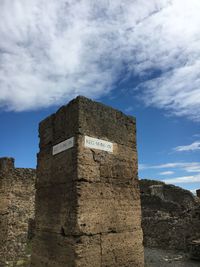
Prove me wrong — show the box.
[31,232,75,267]
[189,239,200,261]
[31,231,102,267]
[140,179,197,210]
[0,157,36,266]
[35,183,77,234]
[101,231,144,267]
[77,97,136,148]
[77,182,142,235]
[31,96,144,266]
[140,179,200,251]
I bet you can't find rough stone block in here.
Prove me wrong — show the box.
[31,232,75,267]
[76,182,142,234]
[101,231,144,267]
[35,183,77,234]
[36,148,77,187]
[31,232,102,267]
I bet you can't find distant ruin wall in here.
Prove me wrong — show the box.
[0,157,36,266]
[140,179,200,251]
[31,96,144,267]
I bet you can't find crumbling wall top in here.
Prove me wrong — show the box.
[0,157,15,172]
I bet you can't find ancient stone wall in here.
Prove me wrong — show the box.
[31,96,144,267]
[140,179,200,251]
[0,157,36,266]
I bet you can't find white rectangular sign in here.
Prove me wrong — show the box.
[84,136,113,152]
[53,137,74,155]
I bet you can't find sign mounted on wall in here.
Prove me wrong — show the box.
[53,137,74,155]
[84,136,113,153]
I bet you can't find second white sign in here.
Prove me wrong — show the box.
[84,136,113,152]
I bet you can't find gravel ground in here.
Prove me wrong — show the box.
[3,247,200,266]
[145,247,200,267]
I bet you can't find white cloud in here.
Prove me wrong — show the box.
[174,141,200,152]
[0,0,200,115]
[159,171,174,175]
[163,174,200,184]
[140,162,200,173]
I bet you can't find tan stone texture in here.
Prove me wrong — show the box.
[0,157,36,266]
[31,96,144,267]
[140,179,200,251]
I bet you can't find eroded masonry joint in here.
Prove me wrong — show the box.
[0,157,36,266]
[31,96,144,267]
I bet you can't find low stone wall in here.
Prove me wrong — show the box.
[0,157,36,266]
[140,179,200,251]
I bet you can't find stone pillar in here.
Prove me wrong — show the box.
[197,189,200,198]
[31,96,144,267]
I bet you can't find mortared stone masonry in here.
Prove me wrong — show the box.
[0,157,35,266]
[31,96,144,267]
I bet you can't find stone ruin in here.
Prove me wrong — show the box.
[189,189,200,260]
[1,96,200,265]
[197,189,200,198]
[0,157,36,266]
[30,96,144,267]
[140,179,200,254]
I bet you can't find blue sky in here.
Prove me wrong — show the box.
[0,0,200,193]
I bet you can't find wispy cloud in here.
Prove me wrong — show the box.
[124,106,133,113]
[159,171,174,175]
[139,163,149,171]
[193,134,200,138]
[139,162,200,173]
[174,141,200,152]
[163,174,200,184]
[0,0,200,117]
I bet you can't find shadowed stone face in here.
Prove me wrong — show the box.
[31,96,144,267]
